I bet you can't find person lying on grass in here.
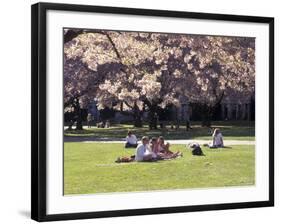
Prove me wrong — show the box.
[124,130,138,148]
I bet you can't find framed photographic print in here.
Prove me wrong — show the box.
[31,2,274,222]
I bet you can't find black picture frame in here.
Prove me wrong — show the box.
[31,2,274,222]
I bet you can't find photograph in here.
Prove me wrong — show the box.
[0,0,278,223]
[31,2,274,221]
[63,28,256,195]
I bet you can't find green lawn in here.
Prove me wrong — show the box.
[64,121,255,141]
[64,142,255,195]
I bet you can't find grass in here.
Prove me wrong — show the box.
[64,121,255,141]
[64,142,255,195]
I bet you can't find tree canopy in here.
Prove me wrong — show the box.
[64,29,255,128]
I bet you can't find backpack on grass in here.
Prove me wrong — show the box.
[187,143,205,156]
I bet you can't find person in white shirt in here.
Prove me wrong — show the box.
[125,131,138,148]
[209,128,224,148]
[135,136,153,162]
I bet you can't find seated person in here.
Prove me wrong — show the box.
[135,136,154,162]
[156,136,182,158]
[148,137,159,159]
[149,137,167,160]
[209,128,224,148]
[125,131,138,148]
[150,137,159,154]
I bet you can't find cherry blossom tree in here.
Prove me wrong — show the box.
[63,55,96,130]
[179,36,255,125]
[64,29,255,128]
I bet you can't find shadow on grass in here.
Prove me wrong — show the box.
[64,121,255,141]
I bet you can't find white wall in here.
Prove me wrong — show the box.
[0,0,279,223]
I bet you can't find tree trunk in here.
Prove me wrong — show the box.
[201,104,212,127]
[76,119,83,130]
[134,114,142,127]
[67,112,75,130]
[75,108,83,130]
[148,106,158,130]
[185,120,191,131]
[201,118,212,127]
[201,91,225,127]
[149,117,158,130]
[73,97,83,130]
[133,103,143,128]
[67,122,73,130]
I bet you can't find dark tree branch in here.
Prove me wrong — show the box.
[102,32,122,59]
[123,101,133,109]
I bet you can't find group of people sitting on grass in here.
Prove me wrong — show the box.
[135,136,183,162]
[116,128,224,163]
[116,131,182,163]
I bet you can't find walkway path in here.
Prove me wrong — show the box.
[83,140,255,145]
[65,137,255,145]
